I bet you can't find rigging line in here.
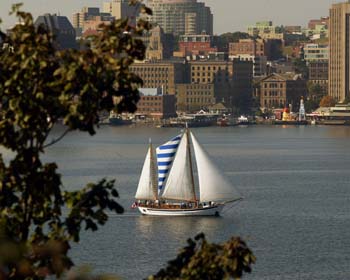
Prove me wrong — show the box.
[221,199,243,214]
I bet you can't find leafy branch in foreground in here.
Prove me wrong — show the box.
[148,233,256,280]
[0,2,151,278]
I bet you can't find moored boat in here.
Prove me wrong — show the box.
[109,111,133,126]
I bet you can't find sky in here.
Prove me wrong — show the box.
[0,0,341,34]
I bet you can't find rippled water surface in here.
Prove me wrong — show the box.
[40,125,350,279]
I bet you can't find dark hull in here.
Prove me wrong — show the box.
[109,118,132,126]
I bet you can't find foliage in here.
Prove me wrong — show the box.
[305,82,326,112]
[148,233,256,280]
[0,3,151,279]
[319,95,336,107]
[215,32,251,51]
[231,91,254,116]
[292,58,308,79]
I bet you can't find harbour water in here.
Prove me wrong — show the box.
[41,125,350,279]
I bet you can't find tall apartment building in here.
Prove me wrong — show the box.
[147,0,213,36]
[103,0,139,26]
[329,1,350,102]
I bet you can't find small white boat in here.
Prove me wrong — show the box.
[133,127,242,216]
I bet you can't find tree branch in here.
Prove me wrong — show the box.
[43,128,71,149]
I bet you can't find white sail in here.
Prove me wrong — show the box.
[135,145,158,200]
[161,132,196,201]
[190,132,241,203]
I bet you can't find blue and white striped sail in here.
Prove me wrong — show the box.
[156,134,182,192]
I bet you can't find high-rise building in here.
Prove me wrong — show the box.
[103,0,139,26]
[147,0,213,36]
[329,1,350,102]
[35,14,76,49]
[72,7,114,37]
[72,7,100,37]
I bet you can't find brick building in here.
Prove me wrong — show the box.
[135,88,177,119]
[176,83,215,112]
[257,73,307,110]
[176,33,217,57]
[188,59,252,106]
[229,39,270,57]
[130,61,188,95]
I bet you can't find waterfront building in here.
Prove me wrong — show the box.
[176,32,217,57]
[247,21,284,40]
[175,83,215,112]
[147,0,213,36]
[135,88,177,119]
[329,1,350,102]
[303,44,328,65]
[103,0,139,26]
[34,14,76,49]
[257,73,307,110]
[188,59,252,105]
[130,61,188,95]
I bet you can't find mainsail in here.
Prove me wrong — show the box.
[161,132,196,202]
[135,143,158,200]
[156,134,181,192]
[190,132,241,203]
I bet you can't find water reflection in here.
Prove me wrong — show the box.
[136,215,227,241]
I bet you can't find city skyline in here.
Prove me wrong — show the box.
[0,0,339,34]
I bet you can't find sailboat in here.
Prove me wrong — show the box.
[134,128,242,216]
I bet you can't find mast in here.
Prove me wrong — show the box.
[149,139,158,200]
[186,125,197,202]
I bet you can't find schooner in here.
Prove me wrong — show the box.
[134,128,242,216]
